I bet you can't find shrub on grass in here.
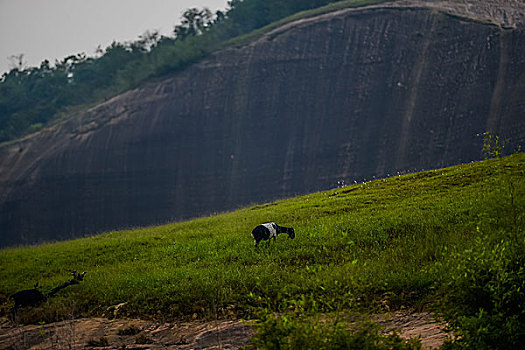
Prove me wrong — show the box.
[437,232,525,349]
[250,311,422,350]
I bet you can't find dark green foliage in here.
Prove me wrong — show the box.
[251,311,422,349]
[437,233,525,349]
[0,0,383,143]
[478,131,507,159]
[0,46,141,142]
[174,8,214,40]
[434,154,525,349]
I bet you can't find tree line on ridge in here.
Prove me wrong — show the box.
[0,0,340,143]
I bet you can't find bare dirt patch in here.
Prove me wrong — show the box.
[375,311,448,349]
[0,317,253,350]
[0,311,446,349]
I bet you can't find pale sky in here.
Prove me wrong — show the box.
[0,0,228,74]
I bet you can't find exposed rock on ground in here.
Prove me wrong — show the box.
[0,311,446,349]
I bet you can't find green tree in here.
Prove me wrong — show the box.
[174,8,213,40]
[0,0,351,142]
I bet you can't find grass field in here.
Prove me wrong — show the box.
[1,153,524,347]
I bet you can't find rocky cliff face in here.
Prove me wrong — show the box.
[1,1,524,247]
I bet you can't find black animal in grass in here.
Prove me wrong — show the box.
[252,222,295,247]
[10,271,86,317]
[10,283,45,311]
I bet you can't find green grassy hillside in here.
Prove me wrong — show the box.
[1,153,524,346]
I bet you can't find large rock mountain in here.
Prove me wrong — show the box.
[1,0,524,247]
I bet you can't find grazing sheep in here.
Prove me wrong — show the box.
[252,222,295,247]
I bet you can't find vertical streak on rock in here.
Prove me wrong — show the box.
[395,12,437,169]
[338,18,360,180]
[486,30,509,133]
[281,133,296,193]
[228,47,255,205]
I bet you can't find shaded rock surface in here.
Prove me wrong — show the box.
[1,0,524,246]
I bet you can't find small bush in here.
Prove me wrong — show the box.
[251,311,422,349]
[436,231,525,349]
[478,131,506,159]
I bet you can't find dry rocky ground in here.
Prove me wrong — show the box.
[0,311,446,349]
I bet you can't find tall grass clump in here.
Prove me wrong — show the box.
[251,311,422,349]
[437,232,524,349]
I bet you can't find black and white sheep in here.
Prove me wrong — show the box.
[252,222,295,247]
